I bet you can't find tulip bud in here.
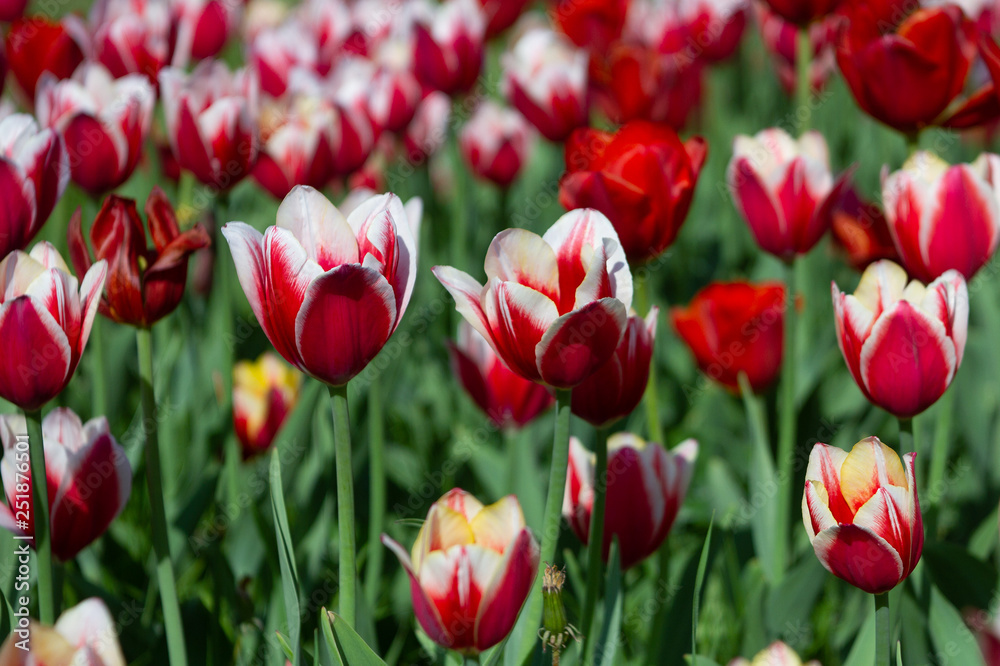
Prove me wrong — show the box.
[412,0,486,96]
[5,16,87,103]
[459,101,534,189]
[91,0,171,84]
[0,598,126,665]
[803,437,922,594]
[762,0,841,26]
[233,352,301,458]
[552,0,629,55]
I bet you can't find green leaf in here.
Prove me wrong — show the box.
[923,542,998,611]
[927,585,986,666]
[275,632,296,663]
[685,657,723,666]
[896,640,903,666]
[842,601,875,666]
[595,539,623,666]
[318,609,345,666]
[692,515,715,664]
[765,556,826,639]
[329,611,387,665]
[270,450,301,664]
[738,375,777,583]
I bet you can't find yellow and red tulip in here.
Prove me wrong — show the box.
[233,352,301,458]
[0,597,126,665]
[728,641,821,666]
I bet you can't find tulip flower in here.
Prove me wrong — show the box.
[0,597,126,665]
[459,101,534,189]
[223,186,421,387]
[67,188,211,328]
[728,641,822,666]
[501,28,589,142]
[623,0,746,64]
[0,243,106,411]
[448,320,554,430]
[0,409,131,561]
[404,92,451,162]
[91,0,171,83]
[170,0,238,63]
[829,185,899,272]
[0,0,27,22]
[836,2,976,133]
[832,260,968,419]
[561,120,707,264]
[670,280,785,393]
[803,437,922,594]
[369,35,423,133]
[727,128,850,259]
[434,208,633,388]
[0,114,69,260]
[563,434,697,569]
[552,0,629,54]
[318,57,380,176]
[412,0,485,96]
[571,308,657,428]
[36,63,155,196]
[382,489,540,654]
[159,61,260,190]
[5,15,87,102]
[763,0,841,26]
[249,22,317,97]
[478,0,529,37]
[757,6,838,94]
[233,352,301,458]
[882,151,1000,282]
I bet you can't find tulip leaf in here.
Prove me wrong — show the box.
[328,610,387,665]
[896,640,903,666]
[927,585,986,666]
[765,556,826,638]
[737,373,778,584]
[922,542,998,611]
[270,450,302,664]
[275,631,296,663]
[595,538,623,666]
[691,514,715,664]
[318,609,345,666]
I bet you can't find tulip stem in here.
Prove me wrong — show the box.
[364,380,386,611]
[518,388,573,661]
[580,427,609,657]
[774,259,798,583]
[90,317,107,418]
[796,27,812,131]
[24,408,54,624]
[875,592,891,666]
[137,327,188,666]
[898,417,914,456]
[636,276,663,444]
[329,383,357,627]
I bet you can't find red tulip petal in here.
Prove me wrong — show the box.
[433,266,495,351]
[484,279,558,383]
[381,535,452,649]
[0,297,71,410]
[536,297,626,389]
[730,156,788,256]
[811,524,904,594]
[484,229,560,307]
[922,166,999,280]
[475,529,539,651]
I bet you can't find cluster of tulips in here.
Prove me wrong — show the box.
[0,0,999,664]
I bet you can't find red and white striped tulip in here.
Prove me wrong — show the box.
[233,351,301,458]
[832,260,968,419]
[36,63,154,196]
[369,35,423,133]
[253,94,340,199]
[170,0,239,64]
[0,243,106,411]
[404,91,451,162]
[501,28,589,142]
[382,489,539,654]
[91,0,170,83]
[159,60,260,190]
[728,641,821,666]
[0,408,131,561]
[412,0,486,96]
[433,208,633,388]
[459,101,534,189]
[0,114,69,259]
[0,597,126,665]
[883,151,1000,282]
[223,186,421,387]
[728,128,850,259]
[563,434,697,569]
[803,437,922,594]
[250,22,317,98]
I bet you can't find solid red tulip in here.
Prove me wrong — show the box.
[433,208,634,388]
[551,0,629,54]
[36,63,155,196]
[763,0,842,26]
[832,260,968,418]
[67,188,211,328]
[671,280,785,393]
[459,101,535,189]
[91,0,171,84]
[448,320,554,430]
[0,598,126,665]
[563,434,697,569]
[571,307,657,428]
[382,489,539,654]
[223,186,421,387]
[562,120,706,264]
[829,184,899,272]
[882,151,1000,282]
[728,128,850,259]
[412,0,485,96]
[233,352,301,458]
[0,0,27,22]
[803,437,922,594]
[0,243,106,411]
[5,16,86,102]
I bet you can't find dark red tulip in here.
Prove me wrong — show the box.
[561,121,706,264]
[5,16,86,102]
[0,0,28,22]
[551,0,629,55]
[478,0,529,37]
[763,0,842,26]
[68,188,211,328]
[412,0,485,96]
[829,185,899,272]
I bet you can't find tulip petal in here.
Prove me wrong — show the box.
[222,222,268,332]
[54,599,126,666]
[419,545,501,652]
[0,297,71,410]
[433,266,496,349]
[921,270,968,367]
[921,165,999,280]
[536,297,626,388]
[804,443,853,526]
[469,495,526,554]
[811,524,904,594]
[603,440,659,568]
[728,155,787,256]
[563,436,594,542]
[76,261,108,363]
[475,528,539,651]
[276,185,359,270]
[852,486,913,577]
[382,534,452,649]
[839,436,908,515]
[484,279,559,382]
[261,226,323,368]
[484,229,560,306]
[412,504,476,573]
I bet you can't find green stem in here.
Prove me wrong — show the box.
[329,383,357,627]
[90,318,107,418]
[518,388,573,660]
[364,380,386,611]
[579,428,609,657]
[137,327,188,666]
[898,418,914,456]
[636,276,663,444]
[906,133,921,157]
[927,390,953,534]
[795,27,812,130]
[25,409,53,624]
[875,592,891,666]
[215,195,234,405]
[774,259,798,582]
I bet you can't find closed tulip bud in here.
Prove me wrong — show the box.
[0,598,126,665]
[562,121,706,264]
[159,61,260,190]
[369,35,423,133]
[459,101,534,189]
[223,186,422,387]
[829,185,899,272]
[728,641,822,666]
[0,243,106,410]
[36,63,155,196]
[67,188,210,328]
[571,308,657,428]
[434,208,633,389]
[233,352,301,458]
[501,28,589,142]
[170,0,238,64]
[412,0,485,96]
[623,0,746,63]
[803,437,922,594]
[882,151,1000,282]
[91,0,171,84]
[832,260,967,419]
[448,320,554,430]
[0,409,131,561]
[563,434,697,569]
[250,23,316,98]
[382,489,540,655]
[5,16,87,102]
[671,280,785,393]
[254,95,341,199]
